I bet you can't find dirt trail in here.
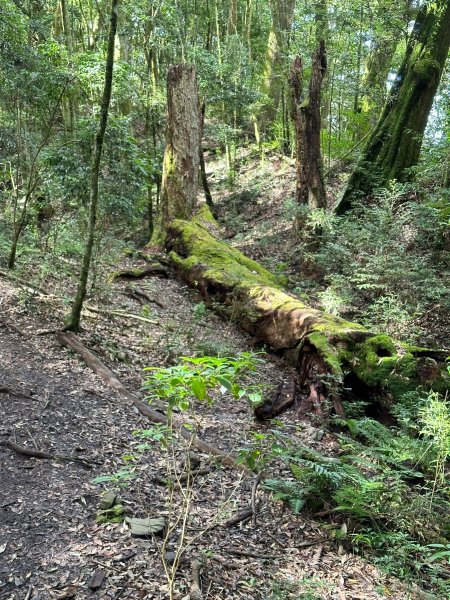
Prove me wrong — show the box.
[0,277,413,599]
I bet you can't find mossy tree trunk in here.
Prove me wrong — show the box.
[155,65,201,239]
[260,0,295,135]
[66,0,118,331]
[336,0,450,214]
[289,42,327,211]
[165,211,449,416]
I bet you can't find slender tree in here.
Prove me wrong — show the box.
[66,0,118,330]
[289,41,327,210]
[336,0,450,214]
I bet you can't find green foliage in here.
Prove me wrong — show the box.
[303,185,450,344]
[260,391,450,593]
[143,352,262,416]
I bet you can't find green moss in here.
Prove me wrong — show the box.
[168,219,279,289]
[307,331,343,377]
[193,204,217,226]
[96,503,125,524]
[413,58,441,84]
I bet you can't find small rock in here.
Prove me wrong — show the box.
[164,551,176,565]
[315,429,325,441]
[96,503,125,524]
[125,516,166,537]
[88,569,105,590]
[99,490,118,510]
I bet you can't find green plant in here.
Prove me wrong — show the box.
[192,301,208,321]
[419,391,450,497]
[143,352,263,416]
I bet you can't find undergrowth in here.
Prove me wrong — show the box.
[259,387,450,597]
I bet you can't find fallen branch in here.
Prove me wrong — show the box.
[0,319,28,337]
[0,386,34,400]
[223,501,262,528]
[56,331,251,475]
[224,548,281,560]
[1,439,96,468]
[84,306,159,325]
[125,286,165,309]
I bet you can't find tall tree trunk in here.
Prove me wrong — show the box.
[66,0,118,331]
[289,41,327,210]
[260,0,295,134]
[361,1,417,119]
[336,0,450,214]
[155,64,201,237]
[200,102,214,211]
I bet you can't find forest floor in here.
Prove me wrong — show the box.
[0,272,431,600]
[1,148,447,599]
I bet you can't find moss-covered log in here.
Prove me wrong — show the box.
[166,209,449,415]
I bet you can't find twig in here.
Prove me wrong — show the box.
[0,319,28,337]
[0,386,34,400]
[251,472,262,527]
[125,286,165,309]
[224,548,281,560]
[27,429,39,451]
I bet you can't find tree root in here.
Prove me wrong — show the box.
[1,439,97,468]
[125,286,165,309]
[56,331,251,475]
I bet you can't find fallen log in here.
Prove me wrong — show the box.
[165,208,449,414]
[57,331,251,475]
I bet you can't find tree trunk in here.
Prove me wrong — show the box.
[336,0,450,214]
[66,0,118,331]
[200,102,214,211]
[165,211,449,415]
[155,65,201,239]
[260,0,296,134]
[361,1,417,120]
[289,42,327,210]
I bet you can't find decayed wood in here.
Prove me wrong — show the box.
[254,378,297,421]
[1,439,96,468]
[56,332,251,475]
[112,264,169,280]
[189,558,204,600]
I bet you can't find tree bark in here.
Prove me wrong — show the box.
[260,0,296,134]
[66,0,118,330]
[289,42,327,210]
[336,0,450,214]
[165,211,449,415]
[200,102,214,211]
[155,65,201,238]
